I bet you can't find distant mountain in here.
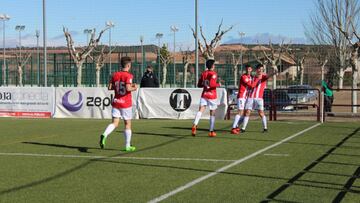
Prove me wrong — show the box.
[224,33,309,45]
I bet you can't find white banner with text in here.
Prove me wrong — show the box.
[54,87,139,119]
[0,87,55,118]
[138,88,227,119]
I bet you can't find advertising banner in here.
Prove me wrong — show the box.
[54,87,138,119]
[0,87,55,118]
[138,88,227,119]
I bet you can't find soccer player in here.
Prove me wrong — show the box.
[192,59,221,137]
[240,64,276,133]
[230,64,259,134]
[99,56,138,151]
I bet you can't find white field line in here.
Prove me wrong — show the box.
[263,153,290,157]
[0,152,236,162]
[148,123,321,203]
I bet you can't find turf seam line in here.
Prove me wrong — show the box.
[0,152,236,162]
[148,123,321,203]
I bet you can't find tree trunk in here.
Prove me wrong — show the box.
[338,68,345,89]
[300,63,304,85]
[96,65,101,87]
[338,53,346,89]
[183,62,189,88]
[18,65,23,86]
[233,65,238,87]
[271,64,278,89]
[76,62,83,86]
[162,64,167,87]
[351,58,358,113]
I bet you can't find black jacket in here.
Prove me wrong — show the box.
[140,71,159,88]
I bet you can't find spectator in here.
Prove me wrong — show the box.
[140,65,159,88]
[322,80,334,113]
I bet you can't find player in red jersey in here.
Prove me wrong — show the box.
[192,59,221,137]
[240,64,276,133]
[99,57,138,151]
[230,64,259,134]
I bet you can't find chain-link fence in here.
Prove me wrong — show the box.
[0,52,354,88]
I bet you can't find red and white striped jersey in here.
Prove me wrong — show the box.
[237,74,253,99]
[250,74,269,99]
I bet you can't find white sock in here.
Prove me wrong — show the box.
[103,124,116,138]
[209,116,215,131]
[124,129,132,148]
[262,115,267,129]
[238,116,244,126]
[242,116,250,130]
[232,115,241,128]
[193,112,202,125]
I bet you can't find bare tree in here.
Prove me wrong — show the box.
[230,52,241,87]
[190,20,234,60]
[305,0,360,88]
[287,47,310,85]
[63,26,109,86]
[181,48,192,88]
[254,40,290,89]
[159,45,172,87]
[89,46,115,87]
[15,52,31,86]
[334,22,360,113]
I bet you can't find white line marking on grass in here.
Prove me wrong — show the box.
[263,153,290,157]
[148,123,321,203]
[0,152,236,162]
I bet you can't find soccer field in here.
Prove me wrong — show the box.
[0,118,359,202]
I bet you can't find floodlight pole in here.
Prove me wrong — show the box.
[43,0,47,86]
[171,26,178,87]
[1,14,10,86]
[36,30,40,86]
[106,21,114,76]
[195,0,199,86]
[155,33,163,82]
[140,35,144,75]
[239,32,245,74]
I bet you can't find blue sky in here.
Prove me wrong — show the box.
[1,0,315,49]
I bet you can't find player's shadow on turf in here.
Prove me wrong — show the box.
[163,126,230,133]
[22,141,114,153]
[135,131,187,138]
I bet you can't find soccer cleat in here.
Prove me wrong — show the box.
[99,135,106,149]
[191,125,197,136]
[231,128,240,135]
[240,129,246,133]
[208,131,217,137]
[263,129,268,133]
[124,146,136,152]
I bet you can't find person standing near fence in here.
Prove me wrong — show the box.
[140,65,159,88]
[191,59,221,137]
[322,80,334,113]
[99,56,138,152]
[231,64,259,134]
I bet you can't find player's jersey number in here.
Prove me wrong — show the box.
[115,81,126,96]
[203,79,210,87]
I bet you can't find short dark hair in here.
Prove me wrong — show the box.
[146,65,153,70]
[256,63,264,69]
[121,56,132,68]
[245,64,252,68]
[206,59,215,69]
